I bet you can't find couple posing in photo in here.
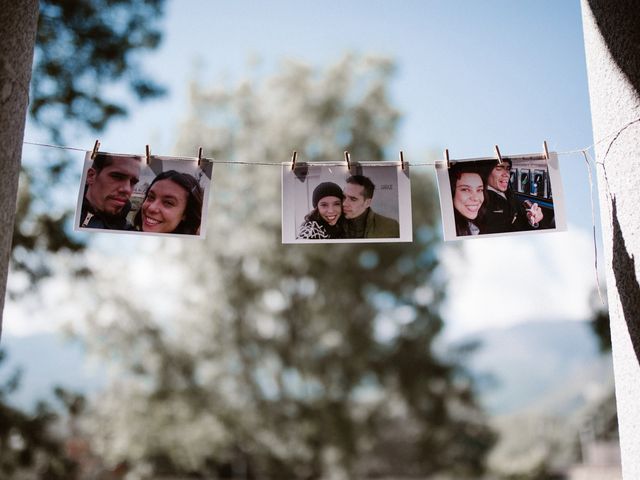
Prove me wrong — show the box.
[79,153,203,235]
[297,175,400,240]
[450,158,546,236]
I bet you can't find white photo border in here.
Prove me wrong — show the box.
[437,152,566,241]
[282,162,413,244]
[74,151,213,239]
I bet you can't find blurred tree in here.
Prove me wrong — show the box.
[32,0,165,143]
[589,291,611,353]
[579,292,617,450]
[8,0,166,302]
[0,1,39,335]
[0,350,79,479]
[78,55,495,479]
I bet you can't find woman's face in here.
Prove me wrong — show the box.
[141,179,188,233]
[317,195,342,225]
[453,173,484,220]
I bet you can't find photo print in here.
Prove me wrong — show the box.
[282,162,412,244]
[436,152,566,241]
[75,151,213,238]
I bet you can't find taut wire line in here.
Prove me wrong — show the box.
[19,139,607,164]
[23,141,86,153]
[24,123,635,303]
[23,116,640,166]
[22,115,640,164]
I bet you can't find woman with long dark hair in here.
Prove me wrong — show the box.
[449,163,486,236]
[134,170,203,235]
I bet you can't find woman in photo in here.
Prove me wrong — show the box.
[449,163,486,236]
[134,170,203,235]
[297,182,346,239]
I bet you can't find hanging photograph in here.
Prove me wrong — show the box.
[436,152,566,241]
[282,162,412,243]
[74,151,213,238]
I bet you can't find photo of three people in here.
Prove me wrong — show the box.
[75,152,213,238]
[437,152,566,241]
[282,163,413,243]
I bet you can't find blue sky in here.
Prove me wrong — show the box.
[16,0,602,338]
[71,0,595,224]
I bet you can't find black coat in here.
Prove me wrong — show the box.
[79,196,134,230]
[483,189,533,234]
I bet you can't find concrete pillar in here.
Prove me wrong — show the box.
[581,1,640,477]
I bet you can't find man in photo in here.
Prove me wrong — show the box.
[342,174,400,238]
[483,159,543,233]
[79,153,141,230]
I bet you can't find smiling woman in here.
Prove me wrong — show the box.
[297,181,346,240]
[133,170,203,235]
[449,163,487,237]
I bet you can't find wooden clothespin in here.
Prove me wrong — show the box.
[400,151,406,171]
[494,145,503,165]
[543,140,549,160]
[344,151,351,170]
[145,145,151,165]
[444,148,450,169]
[91,140,100,160]
[291,150,298,170]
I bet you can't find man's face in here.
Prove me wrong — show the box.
[487,163,511,192]
[85,157,140,215]
[342,183,371,219]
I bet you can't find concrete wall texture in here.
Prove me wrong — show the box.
[581,1,640,477]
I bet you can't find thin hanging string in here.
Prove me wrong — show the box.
[581,149,605,305]
[23,139,442,166]
[23,141,86,153]
[20,141,583,165]
[21,141,284,165]
[23,117,640,306]
[22,115,640,164]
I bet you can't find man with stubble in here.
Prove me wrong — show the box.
[342,175,400,239]
[79,153,141,230]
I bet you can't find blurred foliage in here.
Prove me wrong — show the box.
[77,55,496,479]
[0,350,80,479]
[488,413,577,480]
[33,0,166,142]
[589,290,611,353]
[583,290,617,450]
[11,0,166,292]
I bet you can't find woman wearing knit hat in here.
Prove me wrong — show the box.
[297,181,346,239]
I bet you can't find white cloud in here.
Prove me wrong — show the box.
[3,237,185,338]
[440,226,605,339]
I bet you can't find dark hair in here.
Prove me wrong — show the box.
[304,183,346,238]
[492,158,513,169]
[484,158,512,179]
[346,175,375,199]
[90,153,116,175]
[134,170,204,234]
[91,153,140,174]
[312,182,344,208]
[449,162,487,236]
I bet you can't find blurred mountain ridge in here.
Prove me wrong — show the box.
[462,319,614,416]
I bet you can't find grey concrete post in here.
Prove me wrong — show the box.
[581,1,640,477]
